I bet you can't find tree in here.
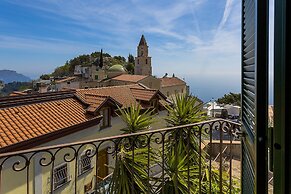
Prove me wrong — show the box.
[113,56,126,63]
[51,62,70,77]
[216,92,241,106]
[40,74,50,80]
[126,54,135,74]
[128,54,135,64]
[126,63,135,74]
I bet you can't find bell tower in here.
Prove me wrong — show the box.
[134,35,152,75]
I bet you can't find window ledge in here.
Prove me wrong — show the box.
[53,179,71,191]
[78,167,94,177]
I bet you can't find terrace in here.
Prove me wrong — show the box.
[0,0,289,193]
[0,119,241,194]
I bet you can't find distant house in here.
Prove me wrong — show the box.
[0,84,169,194]
[159,76,188,98]
[33,79,55,93]
[206,102,241,118]
[55,76,80,91]
[223,104,241,117]
[206,102,225,117]
[108,74,161,89]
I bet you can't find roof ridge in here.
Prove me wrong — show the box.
[77,83,139,91]
[84,93,108,98]
[130,87,157,92]
[0,91,75,109]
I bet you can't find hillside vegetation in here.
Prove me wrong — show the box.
[216,92,241,106]
[40,51,135,79]
[0,82,32,96]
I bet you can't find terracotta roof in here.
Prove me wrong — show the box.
[0,84,167,152]
[159,77,186,87]
[111,74,148,83]
[76,84,144,108]
[84,94,108,113]
[130,88,157,101]
[9,91,27,96]
[0,91,75,108]
[0,97,97,150]
[81,94,121,114]
[55,77,77,84]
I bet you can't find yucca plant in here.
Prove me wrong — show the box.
[165,94,206,127]
[158,138,202,194]
[162,94,239,193]
[118,104,156,134]
[108,147,151,194]
[108,104,156,194]
[165,94,207,162]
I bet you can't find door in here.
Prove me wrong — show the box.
[96,148,108,182]
[241,0,268,193]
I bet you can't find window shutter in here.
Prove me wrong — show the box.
[241,0,269,193]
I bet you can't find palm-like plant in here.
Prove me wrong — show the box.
[165,94,207,161]
[162,94,239,193]
[118,104,156,134]
[108,147,151,194]
[165,94,206,127]
[108,104,156,194]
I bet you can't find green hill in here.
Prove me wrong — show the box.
[41,51,135,79]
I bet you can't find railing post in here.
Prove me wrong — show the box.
[219,122,223,193]
[199,126,202,194]
[209,123,213,193]
[0,166,2,194]
[186,127,190,194]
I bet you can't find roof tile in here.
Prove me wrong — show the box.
[111,74,148,83]
[0,98,95,149]
[159,77,186,87]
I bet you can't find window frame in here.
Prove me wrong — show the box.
[78,149,94,176]
[53,163,70,190]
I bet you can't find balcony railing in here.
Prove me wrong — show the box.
[0,119,241,194]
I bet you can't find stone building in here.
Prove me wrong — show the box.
[109,74,161,90]
[158,75,188,98]
[134,35,152,76]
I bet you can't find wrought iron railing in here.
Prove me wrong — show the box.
[0,119,241,194]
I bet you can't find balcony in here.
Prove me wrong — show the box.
[0,119,241,194]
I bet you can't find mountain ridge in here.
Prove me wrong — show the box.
[0,70,31,83]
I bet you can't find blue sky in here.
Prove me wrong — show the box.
[0,0,243,101]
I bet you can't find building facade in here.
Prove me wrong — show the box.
[134,35,152,76]
[0,85,169,194]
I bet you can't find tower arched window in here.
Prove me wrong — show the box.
[146,59,147,64]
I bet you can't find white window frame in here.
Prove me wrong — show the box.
[53,163,70,190]
[79,149,94,175]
